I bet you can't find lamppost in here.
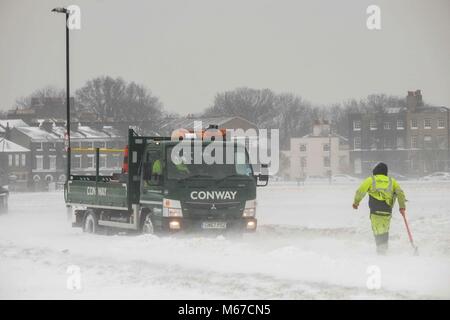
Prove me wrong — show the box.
[328,120,332,184]
[441,107,450,171]
[51,7,71,182]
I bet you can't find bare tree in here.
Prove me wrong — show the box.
[15,86,65,109]
[75,76,163,123]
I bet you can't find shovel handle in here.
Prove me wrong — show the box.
[402,213,415,245]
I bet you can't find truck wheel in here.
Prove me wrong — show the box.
[83,212,98,234]
[142,214,154,235]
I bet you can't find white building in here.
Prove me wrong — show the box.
[289,121,350,180]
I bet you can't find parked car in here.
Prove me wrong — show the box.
[420,172,450,181]
[305,175,329,183]
[389,172,408,181]
[331,174,359,183]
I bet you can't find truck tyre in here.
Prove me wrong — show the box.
[142,214,154,235]
[83,212,99,234]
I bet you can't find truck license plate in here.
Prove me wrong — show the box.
[201,221,227,229]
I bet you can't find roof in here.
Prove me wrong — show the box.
[51,126,85,139]
[0,119,29,129]
[77,126,110,139]
[101,126,122,138]
[14,126,59,141]
[0,138,30,153]
[159,116,257,132]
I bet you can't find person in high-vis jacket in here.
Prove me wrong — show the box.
[352,163,406,255]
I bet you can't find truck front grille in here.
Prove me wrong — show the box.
[182,201,242,219]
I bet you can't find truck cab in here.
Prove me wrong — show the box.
[139,140,261,233]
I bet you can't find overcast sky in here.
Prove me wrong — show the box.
[0,0,449,115]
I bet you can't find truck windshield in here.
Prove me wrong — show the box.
[166,143,253,180]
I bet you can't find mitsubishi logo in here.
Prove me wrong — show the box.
[210,203,217,210]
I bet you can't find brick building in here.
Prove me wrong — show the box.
[348,90,449,176]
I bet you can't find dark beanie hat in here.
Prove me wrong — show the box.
[373,162,388,175]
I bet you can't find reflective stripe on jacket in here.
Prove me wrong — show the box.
[353,174,406,213]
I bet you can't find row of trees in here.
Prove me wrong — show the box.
[15,76,164,127]
[14,77,417,149]
[204,87,411,149]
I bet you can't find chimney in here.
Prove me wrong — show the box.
[406,89,423,112]
[312,120,321,136]
[71,121,79,132]
[5,122,11,140]
[40,120,54,132]
[312,120,330,136]
[414,90,423,107]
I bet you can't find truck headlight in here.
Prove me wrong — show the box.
[243,199,257,217]
[163,198,183,217]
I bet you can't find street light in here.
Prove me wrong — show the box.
[441,107,450,171]
[51,7,71,182]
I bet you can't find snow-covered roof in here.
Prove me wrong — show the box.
[14,126,59,141]
[77,126,110,139]
[0,119,29,129]
[0,138,30,153]
[159,116,256,131]
[51,126,85,139]
[101,126,122,138]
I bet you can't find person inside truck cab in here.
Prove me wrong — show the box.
[144,158,163,187]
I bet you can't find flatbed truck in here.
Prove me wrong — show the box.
[66,128,268,235]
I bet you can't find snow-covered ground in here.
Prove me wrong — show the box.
[1,181,449,299]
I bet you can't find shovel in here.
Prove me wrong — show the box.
[401,213,419,256]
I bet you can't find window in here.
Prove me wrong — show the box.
[81,141,94,149]
[354,157,362,174]
[300,144,307,152]
[397,120,404,129]
[72,141,81,148]
[87,155,95,169]
[354,137,361,150]
[437,136,447,149]
[47,142,56,151]
[21,154,26,166]
[35,155,43,170]
[113,154,121,168]
[8,154,13,166]
[100,154,107,169]
[323,143,330,151]
[300,157,307,169]
[370,138,377,150]
[411,136,418,149]
[14,154,19,166]
[424,119,432,129]
[424,135,433,149]
[384,137,393,149]
[323,156,330,167]
[73,155,82,169]
[438,118,445,129]
[369,120,377,130]
[411,119,418,129]
[94,141,106,149]
[49,155,56,170]
[36,142,43,151]
[384,122,391,130]
[353,120,361,131]
[397,136,405,149]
